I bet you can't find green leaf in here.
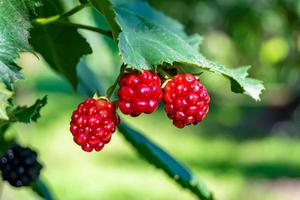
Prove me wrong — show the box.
[30,0,92,89]
[99,0,264,100]
[90,0,121,41]
[32,179,54,200]
[0,0,40,120]
[118,122,214,200]
[0,82,13,120]
[76,59,106,97]
[0,0,40,89]
[11,96,47,123]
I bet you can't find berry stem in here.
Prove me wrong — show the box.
[158,68,172,79]
[112,99,119,105]
[92,92,101,99]
[106,63,127,100]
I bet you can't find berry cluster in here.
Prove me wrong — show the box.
[163,74,210,128]
[69,69,210,152]
[0,145,42,187]
[118,70,163,116]
[70,98,119,152]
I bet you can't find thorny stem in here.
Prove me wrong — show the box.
[106,63,127,100]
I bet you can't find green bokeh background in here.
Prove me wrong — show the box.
[1,0,300,199]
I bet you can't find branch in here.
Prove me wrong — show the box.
[31,3,113,38]
[56,21,113,38]
[106,63,127,99]
[32,3,90,25]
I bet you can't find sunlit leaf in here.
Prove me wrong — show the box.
[94,0,264,100]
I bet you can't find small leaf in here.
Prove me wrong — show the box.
[30,0,92,89]
[118,122,214,200]
[32,179,54,200]
[99,0,264,100]
[11,96,47,123]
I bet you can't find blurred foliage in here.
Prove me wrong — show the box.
[148,0,300,138]
[1,0,300,200]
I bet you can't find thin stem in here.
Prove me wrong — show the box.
[32,3,90,25]
[56,21,113,38]
[60,3,90,19]
[32,3,112,38]
[158,68,172,79]
[106,63,127,99]
[192,72,204,77]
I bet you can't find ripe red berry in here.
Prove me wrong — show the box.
[118,70,163,116]
[163,74,210,128]
[70,98,119,152]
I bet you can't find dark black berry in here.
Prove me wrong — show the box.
[0,145,43,187]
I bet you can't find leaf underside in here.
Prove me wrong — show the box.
[106,0,264,100]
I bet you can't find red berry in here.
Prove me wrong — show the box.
[118,70,163,116]
[163,74,210,128]
[70,98,119,152]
